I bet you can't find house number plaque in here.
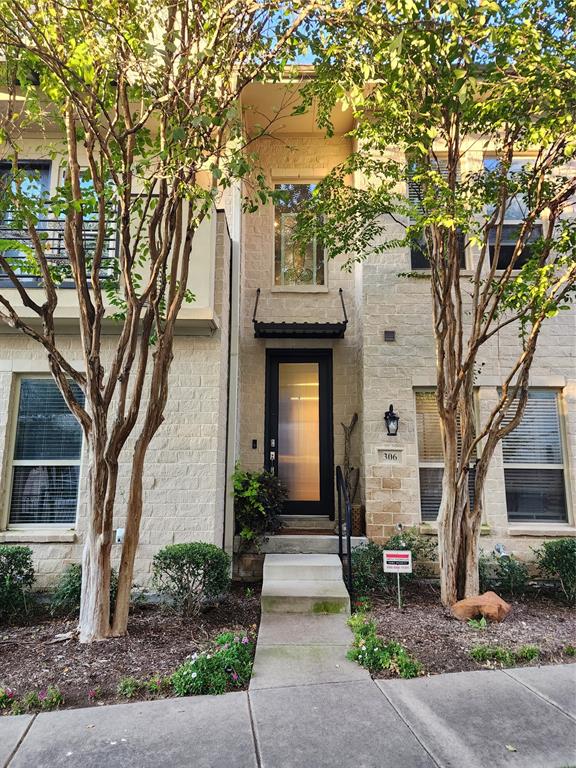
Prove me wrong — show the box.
[377,447,404,465]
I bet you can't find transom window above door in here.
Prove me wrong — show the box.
[274,183,325,287]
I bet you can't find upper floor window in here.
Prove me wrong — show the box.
[407,160,466,270]
[415,391,476,521]
[8,378,84,526]
[274,183,325,287]
[484,157,542,270]
[0,162,51,286]
[501,390,568,523]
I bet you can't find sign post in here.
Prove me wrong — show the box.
[383,550,413,609]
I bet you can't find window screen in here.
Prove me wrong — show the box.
[501,390,567,522]
[9,378,84,525]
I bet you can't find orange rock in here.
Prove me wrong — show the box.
[451,591,512,622]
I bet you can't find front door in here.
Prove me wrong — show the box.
[265,350,334,517]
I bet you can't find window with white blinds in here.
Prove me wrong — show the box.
[9,378,84,526]
[501,390,567,522]
[407,159,466,269]
[415,391,476,521]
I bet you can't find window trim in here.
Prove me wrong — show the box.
[501,387,571,525]
[271,178,328,291]
[4,374,83,530]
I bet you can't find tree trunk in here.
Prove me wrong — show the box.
[111,437,148,636]
[78,463,112,641]
[437,489,461,606]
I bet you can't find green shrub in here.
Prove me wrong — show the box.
[51,563,118,617]
[347,614,422,679]
[470,644,540,666]
[478,550,495,593]
[152,542,230,615]
[0,545,35,622]
[564,645,576,657]
[351,529,436,596]
[479,551,529,596]
[117,676,142,699]
[470,645,515,666]
[351,542,389,595]
[495,555,529,597]
[233,465,287,546]
[534,538,576,605]
[515,644,540,662]
[171,632,254,696]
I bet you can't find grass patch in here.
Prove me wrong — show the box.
[470,644,540,666]
[347,613,422,679]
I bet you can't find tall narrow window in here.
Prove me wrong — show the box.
[484,157,542,270]
[501,390,567,522]
[9,378,84,526]
[407,159,465,270]
[415,391,476,521]
[274,183,325,286]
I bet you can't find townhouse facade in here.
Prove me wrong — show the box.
[1,80,574,588]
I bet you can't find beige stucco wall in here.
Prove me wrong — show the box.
[0,214,231,589]
[237,135,362,508]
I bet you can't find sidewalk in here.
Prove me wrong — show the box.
[2,662,574,767]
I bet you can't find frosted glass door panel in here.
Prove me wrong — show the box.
[278,362,320,501]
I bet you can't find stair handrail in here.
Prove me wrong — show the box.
[336,465,354,602]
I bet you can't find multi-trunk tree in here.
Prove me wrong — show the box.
[0,0,313,641]
[298,0,576,604]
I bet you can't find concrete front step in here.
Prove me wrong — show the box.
[260,534,368,555]
[263,554,343,582]
[261,578,351,615]
[278,515,334,530]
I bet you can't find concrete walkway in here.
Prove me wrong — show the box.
[2,663,575,768]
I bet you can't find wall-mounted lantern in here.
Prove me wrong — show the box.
[384,404,400,436]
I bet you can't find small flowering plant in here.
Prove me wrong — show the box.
[0,686,16,709]
[171,631,255,696]
[347,615,422,679]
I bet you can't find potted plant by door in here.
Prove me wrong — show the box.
[341,413,364,536]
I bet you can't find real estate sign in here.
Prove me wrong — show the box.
[383,550,412,574]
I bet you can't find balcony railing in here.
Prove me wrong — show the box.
[0,217,119,287]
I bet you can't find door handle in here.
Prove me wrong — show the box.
[269,451,276,462]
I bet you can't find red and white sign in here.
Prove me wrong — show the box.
[383,550,412,574]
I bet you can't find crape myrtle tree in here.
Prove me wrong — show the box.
[295,0,576,604]
[0,0,314,642]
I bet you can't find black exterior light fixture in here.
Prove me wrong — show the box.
[384,404,400,436]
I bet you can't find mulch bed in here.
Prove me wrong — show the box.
[0,584,260,711]
[367,582,576,677]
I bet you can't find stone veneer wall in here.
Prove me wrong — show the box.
[359,158,576,557]
[0,213,231,589]
[237,135,362,504]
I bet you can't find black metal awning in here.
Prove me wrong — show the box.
[252,288,348,339]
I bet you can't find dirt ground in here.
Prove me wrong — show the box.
[367,582,576,677]
[0,584,260,711]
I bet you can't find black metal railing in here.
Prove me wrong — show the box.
[0,218,118,286]
[336,464,353,602]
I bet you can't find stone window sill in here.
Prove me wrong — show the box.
[507,525,576,538]
[270,285,329,294]
[419,523,492,536]
[0,530,76,544]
